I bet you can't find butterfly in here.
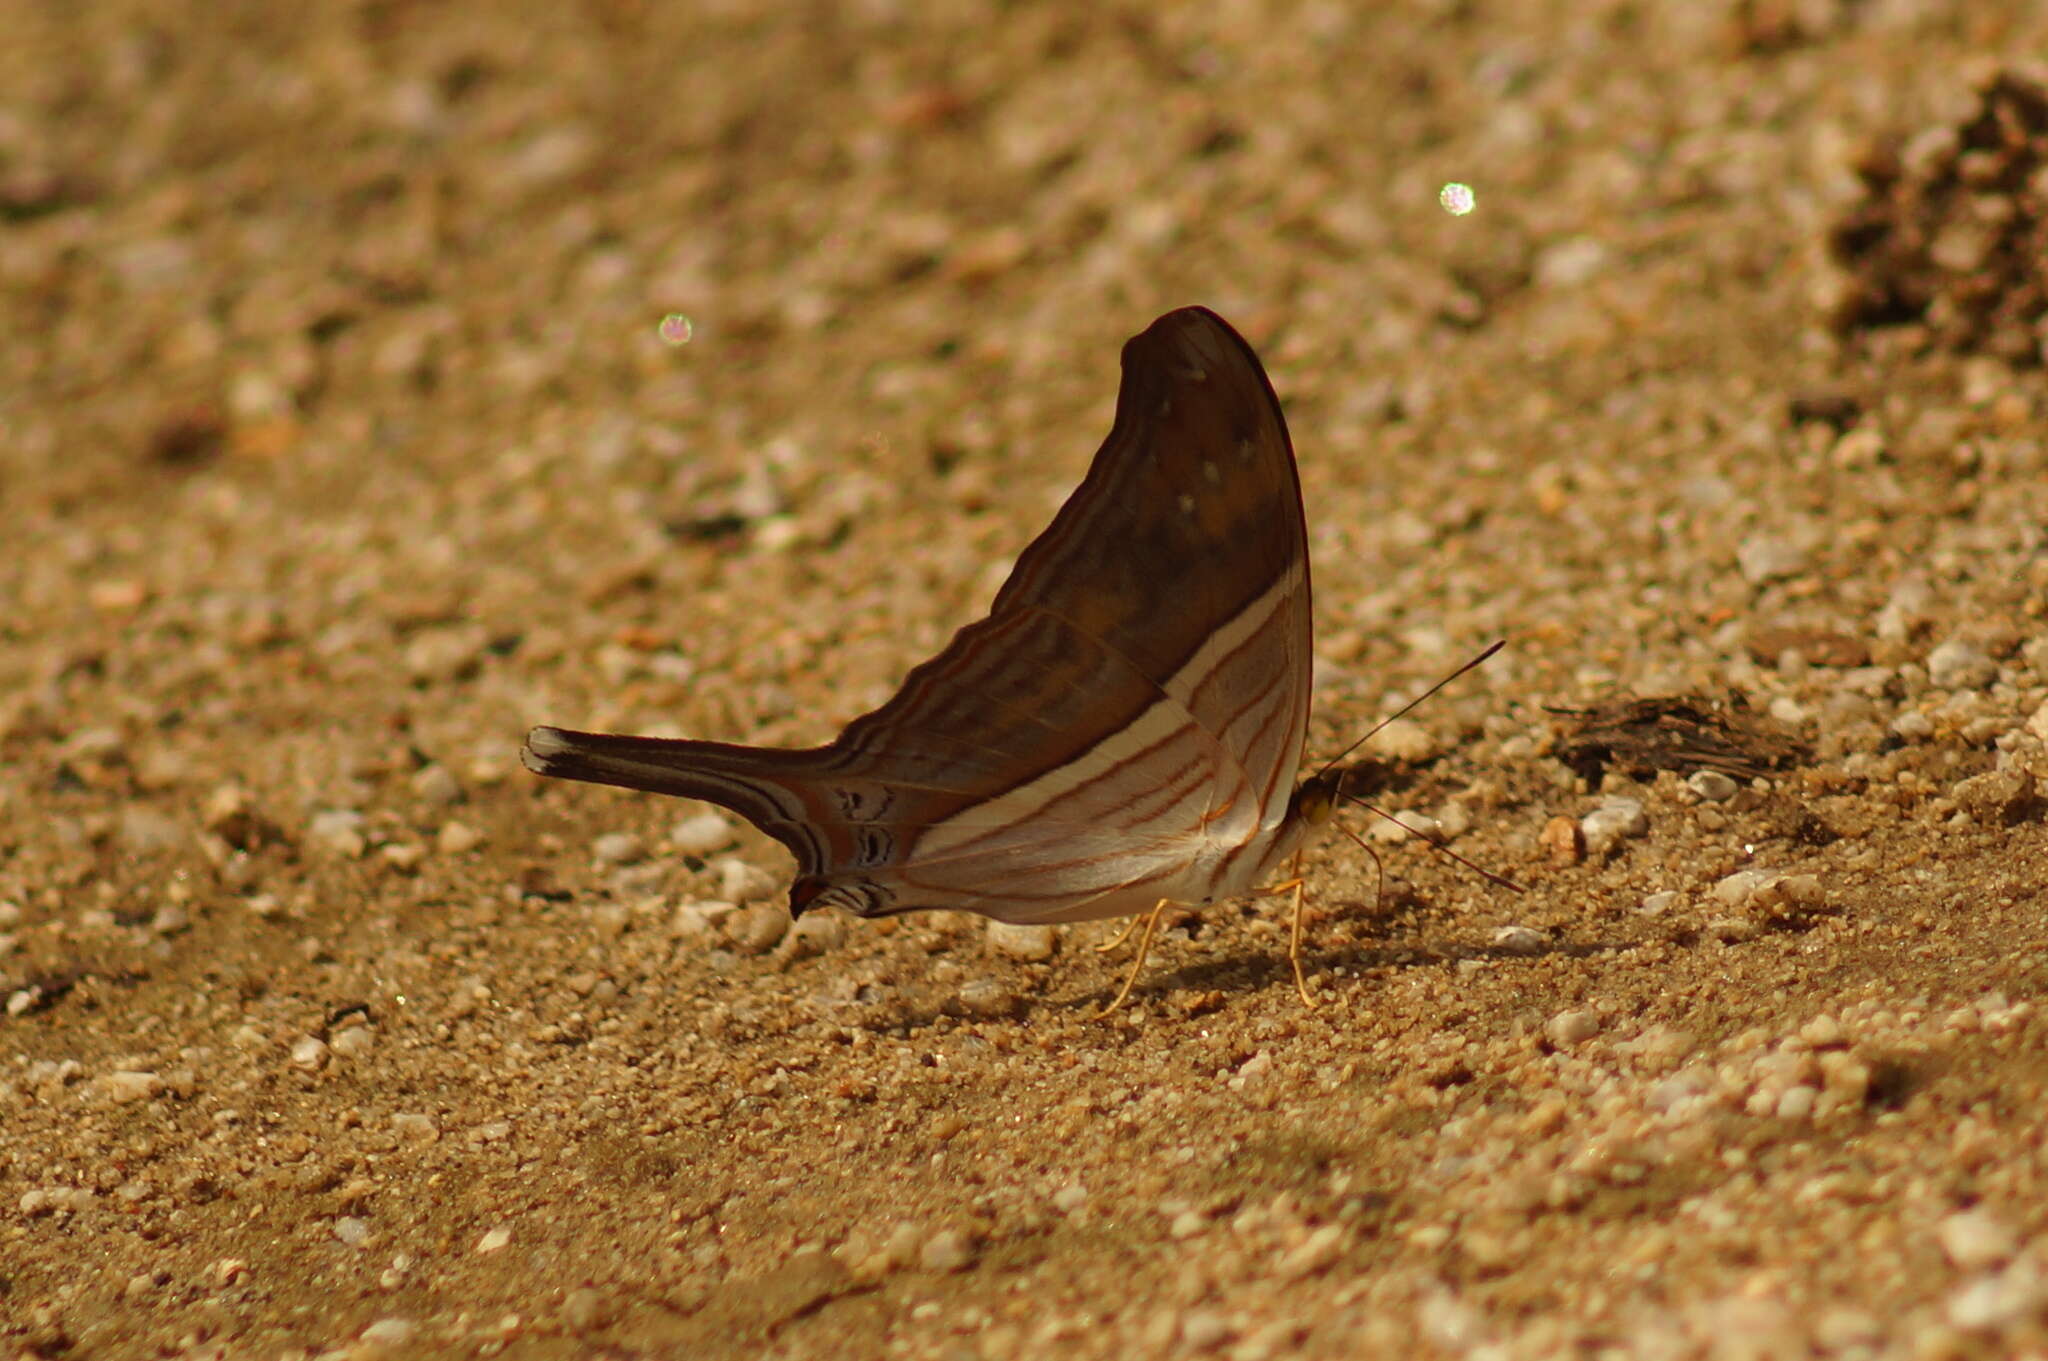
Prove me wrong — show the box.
[524,306,1347,1008]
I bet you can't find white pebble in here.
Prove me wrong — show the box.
[986,921,1058,961]
[289,1036,331,1072]
[436,820,484,855]
[1936,1208,2018,1270]
[1581,796,1647,854]
[476,1227,512,1254]
[726,903,788,955]
[784,913,847,958]
[103,1070,163,1104]
[670,812,735,857]
[357,1317,415,1349]
[409,764,463,805]
[392,1112,439,1143]
[1686,770,1739,802]
[1180,1309,1235,1349]
[920,1228,976,1272]
[1713,869,1775,908]
[1736,534,1808,583]
[1368,718,1440,762]
[1547,1009,1600,1046]
[1276,1224,1348,1279]
[1052,1185,1088,1213]
[715,857,778,904]
[330,1027,375,1059]
[334,1217,372,1245]
[1927,639,1997,690]
[1638,891,1679,915]
[306,810,367,859]
[1491,925,1545,955]
[592,832,646,866]
[955,977,1022,1020]
[1774,1085,1817,1120]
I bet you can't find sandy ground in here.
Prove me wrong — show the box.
[6,2,2048,1357]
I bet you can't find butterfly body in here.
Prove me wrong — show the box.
[524,306,1322,930]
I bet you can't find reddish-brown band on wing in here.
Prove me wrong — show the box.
[520,307,1314,922]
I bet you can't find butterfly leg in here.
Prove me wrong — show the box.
[1092,914,1145,954]
[1095,898,1172,1018]
[1261,852,1319,1009]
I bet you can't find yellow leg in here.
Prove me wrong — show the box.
[1095,898,1172,1018]
[1093,913,1144,954]
[1265,850,1320,1009]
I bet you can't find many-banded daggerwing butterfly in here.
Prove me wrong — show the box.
[524,306,1346,1007]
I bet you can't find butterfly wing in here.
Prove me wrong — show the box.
[522,306,1312,922]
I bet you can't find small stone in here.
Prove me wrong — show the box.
[1736,534,1808,583]
[1538,815,1584,865]
[392,1113,439,1143]
[307,810,367,859]
[1053,1185,1088,1213]
[1686,770,1739,802]
[1546,1009,1600,1046]
[784,913,847,958]
[408,763,463,805]
[669,812,735,857]
[1936,1208,2018,1270]
[1581,797,1647,855]
[1713,869,1774,908]
[1170,1210,1208,1239]
[118,807,184,854]
[2028,699,2048,743]
[1638,891,1679,915]
[726,903,788,955]
[715,857,778,904]
[1890,710,1934,741]
[334,1217,372,1245]
[1368,718,1440,762]
[1927,639,1997,690]
[592,832,646,866]
[358,1317,415,1350]
[1180,1309,1235,1350]
[330,1027,375,1059]
[1491,925,1545,955]
[986,921,1058,961]
[562,1288,609,1331]
[379,842,426,872]
[1952,769,2037,826]
[1774,1085,1817,1120]
[919,1227,976,1272]
[955,977,1023,1020]
[104,1070,163,1103]
[476,1227,512,1254]
[290,1036,331,1072]
[1276,1223,1348,1279]
[436,820,484,855]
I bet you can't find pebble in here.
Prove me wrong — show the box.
[1951,769,2037,826]
[1638,890,1679,915]
[289,1036,331,1072]
[392,1113,439,1143]
[408,763,463,805]
[103,1070,163,1103]
[1052,1185,1088,1213]
[1275,1223,1348,1280]
[357,1317,415,1350]
[118,807,184,854]
[669,811,735,856]
[1736,533,1808,583]
[985,921,1058,961]
[330,1027,375,1059]
[955,977,1023,1020]
[1368,718,1440,762]
[334,1216,372,1246]
[476,1227,512,1253]
[1580,796,1647,855]
[726,903,789,955]
[1491,925,1546,955]
[1686,770,1739,802]
[1537,815,1584,865]
[919,1227,977,1272]
[307,810,367,859]
[1936,1208,2018,1270]
[1713,869,1775,908]
[1179,1309,1235,1349]
[592,832,646,866]
[715,857,779,904]
[1546,1009,1600,1046]
[1927,638,1997,690]
[783,913,847,958]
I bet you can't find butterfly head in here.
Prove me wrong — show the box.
[1289,766,1347,830]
